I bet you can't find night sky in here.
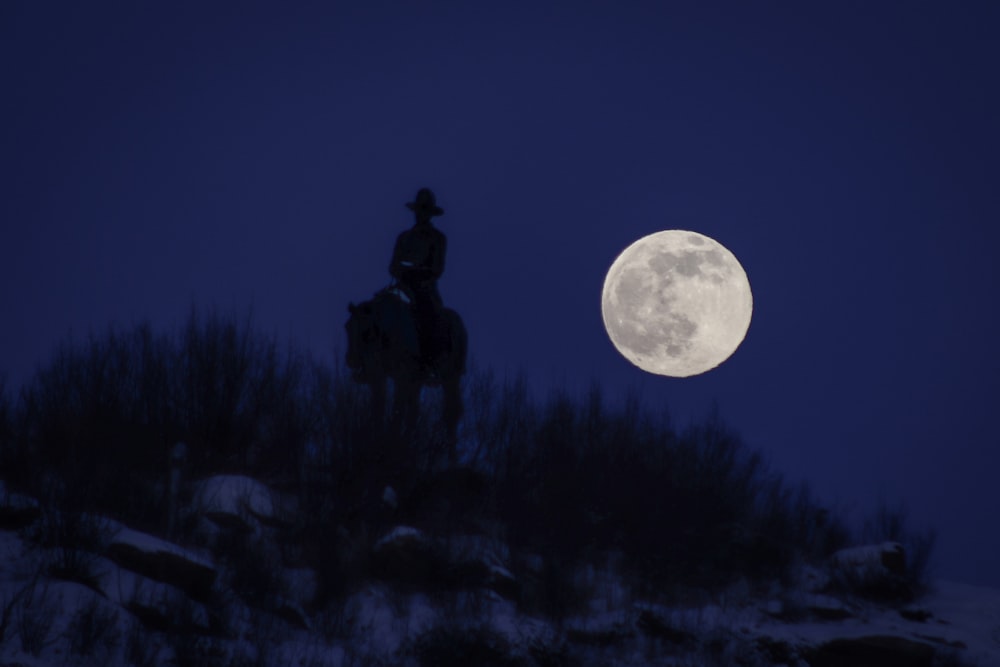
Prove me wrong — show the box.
[2,3,998,587]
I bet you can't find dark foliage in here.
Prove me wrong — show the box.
[9,309,309,529]
[24,507,112,590]
[1,311,909,624]
[827,502,937,604]
[863,501,937,597]
[220,531,286,608]
[486,382,846,601]
[67,595,120,660]
[13,577,54,656]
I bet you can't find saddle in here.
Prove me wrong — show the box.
[379,285,448,383]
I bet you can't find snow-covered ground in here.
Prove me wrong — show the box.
[1,476,997,666]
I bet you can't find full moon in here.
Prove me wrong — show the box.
[601,230,752,377]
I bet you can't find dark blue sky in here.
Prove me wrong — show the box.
[2,3,998,586]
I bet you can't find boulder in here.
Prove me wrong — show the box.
[371,527,519,596]
[829,542,912,600]
[125,586,212,634]
[371,526,442,585]
[831,542,906,576]
[0,483,40,530]
[192,475,289,531]
[107,528,216,601]
[635,608,697,645]
[275,598,311,631]
[565,613,634,647]
[443,534,517,598]
[804,594,854,621]
[899,606,933,623]
[486,562,518,600]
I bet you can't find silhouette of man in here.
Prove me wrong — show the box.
[390,188,447,375]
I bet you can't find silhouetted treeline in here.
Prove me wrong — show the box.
[0,309,935,614]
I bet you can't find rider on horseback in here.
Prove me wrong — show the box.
[389,188,448,380]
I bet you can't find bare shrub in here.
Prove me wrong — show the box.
[828,501,938,604]
[220,530,287,608]
[125,619,159,667]
[492,386,843,606]
[16,322,174,526]
[172,306,310,479]
[14,577,55,656]
[13,308,313,528]
[25,507,112,590]
[67,595,121,660]
[863,501,937,593]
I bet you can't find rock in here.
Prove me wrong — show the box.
[126,592,210,634]
[192,475,289,531]
[635,608,697,645]
[275,598,311,631]
[831,542,906,576]
[798,564,831,593]
[912,633,966,650]
[900,606,933,622]
[371,526,442,585]
[805,594,854,621]
[762,599,786,618]
[117,572,213,634]
[443,534,517,598]
[829,542,912,601]
[372,527,519,596]
[382,485,398,510]
[880,542,906,575]
[107,528,216,601]
[804,635,935,667]
[565,615,634,647]
[0,483,40,530]
[486,563,518,600]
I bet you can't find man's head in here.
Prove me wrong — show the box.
[406,188,444,223]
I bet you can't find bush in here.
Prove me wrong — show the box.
[14,578,55,656]
[490,387,837,600]
[26,507,112,590]
[17,322,177,523]
[863,501,937,594]
[222,531,287,608]
[13,308,312,527]
[6,307,914,620]
[173,308,309,477]
[125,619,159,667]
[827,501,937,604]
[67,595,120,660]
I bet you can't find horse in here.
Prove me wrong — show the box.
[345,286,467,461]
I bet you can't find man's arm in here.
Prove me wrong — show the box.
[389,232,405,279]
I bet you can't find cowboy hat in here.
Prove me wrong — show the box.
[405,188,444,217]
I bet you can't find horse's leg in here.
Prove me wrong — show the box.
[441,376,463,464]
[368,377,387,437]
[392,378,420,439]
